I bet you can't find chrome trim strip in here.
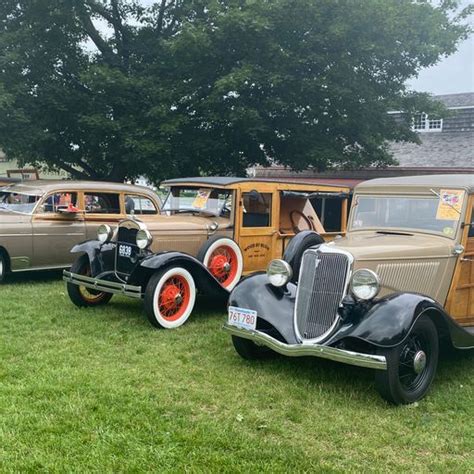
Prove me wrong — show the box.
[223,324,387,370]
[294,244,354,344]
[63,270,142,298]
[12,264,67,272]
[0,234,32,237]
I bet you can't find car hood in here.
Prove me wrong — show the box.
[327,231,455,261]
[138,214,231,233]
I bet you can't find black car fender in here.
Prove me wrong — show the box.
[132,251,229,299]
[70,240,116,276]
[229,279,474,350]
[228,273,300,344]
[327,293,474,350]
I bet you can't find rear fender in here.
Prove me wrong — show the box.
[133,251,229,299]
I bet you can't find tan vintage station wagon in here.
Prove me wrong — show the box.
[0,180,161,281]
[64,177,352,328]
[224,174,474,404]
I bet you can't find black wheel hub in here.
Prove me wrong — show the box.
[399,333,430,391]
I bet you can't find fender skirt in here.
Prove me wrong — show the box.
[133,251,229,299]
[229,275,474,350]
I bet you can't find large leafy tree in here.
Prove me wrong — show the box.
[0,0,471,181]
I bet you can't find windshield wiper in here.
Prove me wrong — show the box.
[376,230,413,236]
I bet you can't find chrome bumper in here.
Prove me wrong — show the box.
[63,270,142,299]
[223,324,387,370]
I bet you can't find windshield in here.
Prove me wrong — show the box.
[162,187,233,217]
[0,191,41,214]
[351,195,461,238]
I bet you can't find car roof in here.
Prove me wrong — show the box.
[161,176,353,189]
[356,174,474,194]
[1,179,158,197]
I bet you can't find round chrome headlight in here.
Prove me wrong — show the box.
[351,269,380,301]
[97,224,113,243]
[267,259,293,287]
[136,229,152,250]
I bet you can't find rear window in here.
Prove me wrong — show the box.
[125,195,158,215]
[84,193,120,214]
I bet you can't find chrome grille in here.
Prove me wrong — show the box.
[295,249,350,341]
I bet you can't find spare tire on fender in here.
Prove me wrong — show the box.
[283,231,324,283]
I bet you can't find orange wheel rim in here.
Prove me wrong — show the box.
[158,275,191,321]
[208,245,238,288]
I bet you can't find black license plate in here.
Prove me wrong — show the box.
[118,244,133,259]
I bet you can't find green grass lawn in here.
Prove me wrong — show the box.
[1,272,473,473]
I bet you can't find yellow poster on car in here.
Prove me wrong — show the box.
[436,189,464,221]
[192,188,211,209]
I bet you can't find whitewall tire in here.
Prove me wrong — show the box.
[197,237,243,291]
[144,267,197,329]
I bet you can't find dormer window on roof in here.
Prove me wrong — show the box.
[413,113,443,132]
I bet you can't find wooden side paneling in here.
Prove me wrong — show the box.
[446,196,474,325]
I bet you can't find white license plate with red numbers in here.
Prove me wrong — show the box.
[228,306,257,331]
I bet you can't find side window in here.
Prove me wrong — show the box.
[311,197,343,232]
[43,192,78,213]
[469,204,474,238]
[242,192,272,227]
[84,193,120,214]
[125,195,158,215]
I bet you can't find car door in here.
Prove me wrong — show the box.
[32,191,86,268]
[83,191,123,240]
[446,195,474,326]
[235,186,279,274]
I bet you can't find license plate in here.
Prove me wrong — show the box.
[228,306,257,331]
[118,244,133,258]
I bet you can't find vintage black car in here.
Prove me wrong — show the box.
[63,177,351,329]
[224,175,474,404]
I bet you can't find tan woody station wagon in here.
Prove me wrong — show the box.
[64,177,351,328]
[0,180,161,281]
[225,174,474,404]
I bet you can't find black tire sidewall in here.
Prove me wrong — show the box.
[284,232,324,282]
[232,335,275,360]
[67,254,112,307]
[0,252,6,283]
[375,315,439,405]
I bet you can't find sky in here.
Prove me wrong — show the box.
[408,0,473,95]
[92,0,474,96]
[408,35,474,95]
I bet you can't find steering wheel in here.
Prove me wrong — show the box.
[290,210,314,233]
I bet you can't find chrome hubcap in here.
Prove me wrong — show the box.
[223,262,231,272]
[174,293,183,304]
[413,350,427,374]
